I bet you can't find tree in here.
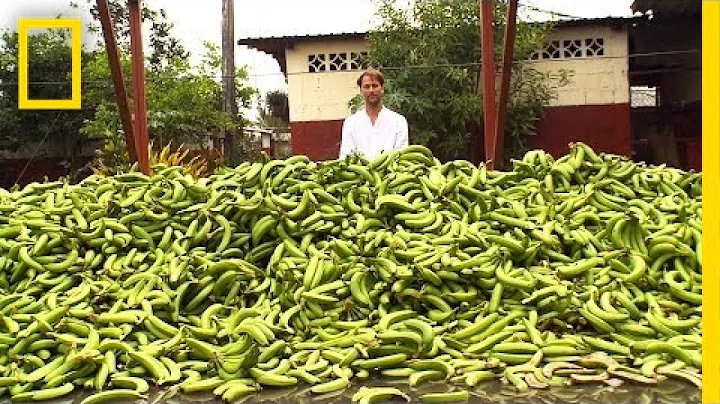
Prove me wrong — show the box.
[76,0,190,69]
[1,1,259,180]
[264,89,290,122]
[82,41,257,173]
[74,1,257,173]
[354,0,569,164]
[0,28,94,174]
[0,0,189,154]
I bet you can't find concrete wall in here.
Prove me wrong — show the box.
[527,26,629,106]
[286,39,367,123]
[284,26,630,119]
[524,25,631,157]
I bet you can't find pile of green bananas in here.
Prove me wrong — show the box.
[0,142,702,403]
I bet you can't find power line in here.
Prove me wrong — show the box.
[369,49,700,71]
[517,2,586,20]
[0,48,701,87]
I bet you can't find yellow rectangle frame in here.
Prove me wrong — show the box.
[703,1,719,403]
[18,18,82,110]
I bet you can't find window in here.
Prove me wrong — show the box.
[350,52,368,70]
[532,37,605,60]
[585,38,605,57]
[542,41,562,59]
[563,40,583,58]
[328,53,347,71]
[308,51,368,72]
[308,54,327,72]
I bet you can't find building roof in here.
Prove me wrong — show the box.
[237,18,634,45]
[631,0,700,16]
[547,16,639,29]
[237,17,638,74]
[239,31,368,44]
[238,31,367,75]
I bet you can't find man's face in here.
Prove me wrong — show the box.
[360,76,384,107]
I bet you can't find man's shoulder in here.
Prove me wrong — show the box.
[344,109,365,123]
[384,107,405,118]
[383,107,407,123]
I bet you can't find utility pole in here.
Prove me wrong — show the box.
[222,0,238,165]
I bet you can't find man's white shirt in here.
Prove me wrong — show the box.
[339,106,409,160]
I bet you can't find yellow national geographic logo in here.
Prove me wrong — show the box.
[18,18,82,110]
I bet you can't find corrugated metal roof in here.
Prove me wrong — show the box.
[237,18,635,44]
[238,31,366,44]
[236,16,640,77]
[631,0,700,16]
[550,16,639,28]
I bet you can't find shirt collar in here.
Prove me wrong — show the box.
[364,105,386,121]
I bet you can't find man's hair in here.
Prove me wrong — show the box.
[357,68,384,87]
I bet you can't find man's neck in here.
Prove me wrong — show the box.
[365,103,383,120]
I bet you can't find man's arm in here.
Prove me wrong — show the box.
[338,118,356,159]
[394,115,409,150]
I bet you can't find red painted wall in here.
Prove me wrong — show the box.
[290,120,344,161]
[0,158,91,189]
[530,103,632,158]
[290,104,632,163]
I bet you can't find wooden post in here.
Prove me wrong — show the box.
[480,0,497,169]
[128,0,149,174]
[222,0,238,165]
[494,0,518,170]
[97,0,137,162]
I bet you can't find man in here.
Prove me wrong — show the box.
[338,68,409,160]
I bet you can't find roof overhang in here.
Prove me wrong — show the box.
[237,32,367,76]
[237,18,639,76]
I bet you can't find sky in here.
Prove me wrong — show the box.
[0,0,637,113]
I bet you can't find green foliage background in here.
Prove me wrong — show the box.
[0,0,257,180]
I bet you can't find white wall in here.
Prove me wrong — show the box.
[526,26,629,106]
[284,24,630,122]
[286,39,367,122]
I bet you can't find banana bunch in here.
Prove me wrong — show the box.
[0,142,702,403]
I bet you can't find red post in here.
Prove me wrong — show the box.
[129,0,149,175]
[494,0,518,169]
[480,0,497,169]
[97,0,137,162]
